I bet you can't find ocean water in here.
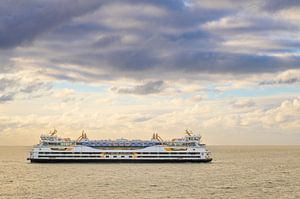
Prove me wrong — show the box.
[0,146,299,199]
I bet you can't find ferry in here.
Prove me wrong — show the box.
[27,130,212,163]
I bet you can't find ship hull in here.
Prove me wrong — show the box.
[28,135,213,163]
[28,158,213,163]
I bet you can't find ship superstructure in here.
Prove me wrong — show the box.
[28,130,212,163]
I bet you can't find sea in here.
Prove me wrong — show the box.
[0,146,299,199]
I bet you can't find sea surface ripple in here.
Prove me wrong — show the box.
[0,146,299,199]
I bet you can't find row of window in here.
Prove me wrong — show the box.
[37,155,203,158]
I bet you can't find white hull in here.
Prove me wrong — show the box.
[28,145,212,163]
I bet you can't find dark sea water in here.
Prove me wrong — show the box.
[0,146,299,199]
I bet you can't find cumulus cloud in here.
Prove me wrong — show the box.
[259,70,300,85]
[204,97,300,130]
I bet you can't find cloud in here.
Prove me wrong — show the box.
[0,93,14,103]
[0,0,105,49]
[0,74,52,103]
[0,78,16,91]
[111,80,165,95]
[204,97,300,130]
[0,0,300,99]
[132,116,153,123]
[259,70,300,85]
[1,0,299,84]
[231,99,256,108]
[259,78,299,85]
[263,0,300,11]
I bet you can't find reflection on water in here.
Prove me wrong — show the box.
[0,146,299,198]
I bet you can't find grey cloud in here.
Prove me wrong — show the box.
[166,51,300,74]
[107,49,160,72]
[205,16,296,34]
[20,82,52,93]
[0,0,106,49]
[46,47,161,80]
[0,49,17,73]
[41,33,300,81]
[93,35,121,47]
[132,116,153,123]
[0,78,16,91]
[0,0,222,49]
[0,76,52,102]
[1,0,300,83]
[112,80,165,95]
[0,93,14,103]
[259,78,300,85]
[263,0,300,11]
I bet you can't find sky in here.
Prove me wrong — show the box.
[0,0,300,145]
